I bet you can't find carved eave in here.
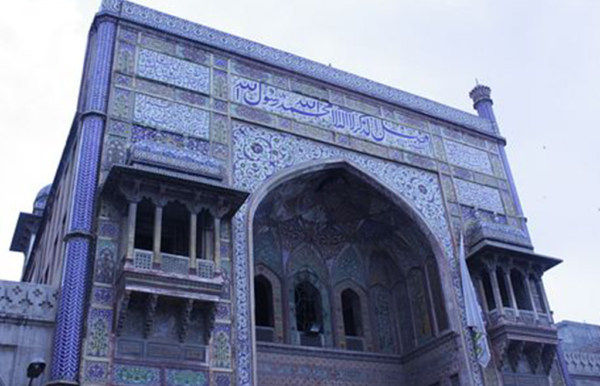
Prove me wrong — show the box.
[10,212,42,253]
[101,164,249,217]
[467,239,562,273]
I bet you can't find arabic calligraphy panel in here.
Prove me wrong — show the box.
[230,76,432,157]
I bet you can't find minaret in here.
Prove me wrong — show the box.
[468,84,526,221]
[469,84,497,127]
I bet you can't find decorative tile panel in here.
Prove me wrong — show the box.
[113,364,160,386]
[115,41,136,74]
[212,324,232,369]
[0,280,58,321]
[231,76,432,156]
[86,308,112,358]
[137,48,210,94]
[165,369,208,386]
[130,141,223,178]
[91,287,114,307]
[133,93,210,138]
[454,179,504,213]
[213,70,228,100]
[444,140,492,174]
[111,88,133,120]
[84,360,109,384]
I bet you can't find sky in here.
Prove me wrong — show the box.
[0,0,598,324]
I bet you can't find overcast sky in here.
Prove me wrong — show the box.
[0,0,598,324]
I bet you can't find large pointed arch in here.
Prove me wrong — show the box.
[246,158,458,329]
[241,157,464,386]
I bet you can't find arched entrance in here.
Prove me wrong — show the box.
[246,160,463,386]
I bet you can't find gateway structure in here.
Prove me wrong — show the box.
[4,1,570,385]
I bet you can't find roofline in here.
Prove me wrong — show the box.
[99,0,499,137]
[467,239,562,270]
[10,212,42,253]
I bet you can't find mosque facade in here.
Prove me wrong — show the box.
[2,1,573,385]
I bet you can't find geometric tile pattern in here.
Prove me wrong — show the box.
[137,48,210,94]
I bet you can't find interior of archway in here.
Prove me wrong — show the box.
[252,167,449,353]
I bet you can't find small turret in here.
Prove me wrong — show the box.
[469,84,498,129]
[33,184,52,216]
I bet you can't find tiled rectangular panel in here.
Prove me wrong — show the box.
[133,93,210,139]
[455,179,504,213]
[137,48,210,94]
[230,75,432,156]
[444,140,493,175]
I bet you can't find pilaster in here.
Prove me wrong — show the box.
[48,15,117,386]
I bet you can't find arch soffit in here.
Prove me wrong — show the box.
[247,158,448,271]
[246,158,459,331]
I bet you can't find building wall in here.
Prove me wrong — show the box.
[83,4,544,385]
[0,280,58,386]
[12,1,567,386]
[558,321,600,386]
[24,130,80,286]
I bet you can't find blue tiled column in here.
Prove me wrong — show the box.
[48,16,116,386]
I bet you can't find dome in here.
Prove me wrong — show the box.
[33,184,52,215]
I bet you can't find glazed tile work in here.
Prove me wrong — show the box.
[444,140,493,174]
[231,76,432,156]
[137,48,211,94]
[454,178,505,213]
[100,0,495,134]
[7,3,561,386]
[133,94,210,138]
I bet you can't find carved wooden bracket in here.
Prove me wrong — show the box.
[204,303,217,344]
[542,344,557,374]
[115,290,131,336]
[179,299,194,343]
[525,342,543,373]
[508,340,525,372]
[144,294,158,338]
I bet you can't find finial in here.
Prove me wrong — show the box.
[469,83,493,107]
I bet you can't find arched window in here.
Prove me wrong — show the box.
[529,276,547,314]
[255,276,274,327]
[510,270,532,311]
[161,201,190,257]
[294,281,322,335]
[341,289,363,337]
[134,198,154,251]
[481,269,496,311]
[496,268,511,308]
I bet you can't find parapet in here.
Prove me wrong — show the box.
[0,280,59,323]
